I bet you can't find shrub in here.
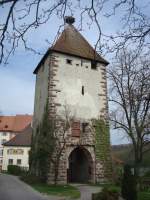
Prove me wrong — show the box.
[143,170,150,177]
[21,173,41,184]
[7,165,22,175]
[92,187,119,200]
[121,164,137,200]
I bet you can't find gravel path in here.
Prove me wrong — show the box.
[72,184,101,200]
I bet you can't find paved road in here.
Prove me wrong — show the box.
[0,174,102,200]
[0,174,53,200]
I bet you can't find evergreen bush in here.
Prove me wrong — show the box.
[21,173,41,184]
[121,164,137,200]
[7,165,22,175]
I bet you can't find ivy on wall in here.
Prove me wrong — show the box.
[93,119,112,178]
[30,100,56,182]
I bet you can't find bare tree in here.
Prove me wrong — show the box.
[109,49,150,174]
[30,102,75,183]
[1,1,150,64]
[50,104,75,184]
[103,0,150,54]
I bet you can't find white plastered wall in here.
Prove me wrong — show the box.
[2,146,30,171]
[33,58,49,125]
[52,52,106,120]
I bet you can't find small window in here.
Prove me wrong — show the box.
[17,159,21,165]
[82,86,84,95]
[8,159,13,165]
[66,59,72,65]
[86,66,88,69]
[1,139,6,144]
[91,61,97,70]
[81,60,83,66]
[3,132,7,136]
[82,123,88,133]
[76,63,79,66]
[18,149,24,155]
[0,150,3,156]
[5,125,8,128]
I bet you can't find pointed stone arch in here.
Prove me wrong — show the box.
[68,146,94,183]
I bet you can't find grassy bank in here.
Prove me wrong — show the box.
[31,183,80,199]
[91,183,150,200]
[138,191,150,200]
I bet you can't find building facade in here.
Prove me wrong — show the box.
[0,115,32,170]
[33,17,112,184]
[2,125,32,171]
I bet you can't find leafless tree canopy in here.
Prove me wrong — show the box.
[0,0,150,64]
[109,49,150,165]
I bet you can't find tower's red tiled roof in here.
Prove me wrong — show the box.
[34,25,109,74]
[52,25,108,64]
[0,115,32,132]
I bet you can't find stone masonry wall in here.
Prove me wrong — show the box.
[95,63,112,183]
[45,52,112,184]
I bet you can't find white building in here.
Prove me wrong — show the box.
[2,125,32,171]
[0,115,32,171]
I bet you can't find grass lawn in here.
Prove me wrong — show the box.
[138,191,150,200]
[94,183,150,200]
[31,183,80,199]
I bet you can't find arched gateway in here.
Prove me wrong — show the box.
[68,147,94,183]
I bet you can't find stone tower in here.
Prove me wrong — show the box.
[33,17,112,184]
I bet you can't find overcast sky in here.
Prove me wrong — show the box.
[0,1,135,145]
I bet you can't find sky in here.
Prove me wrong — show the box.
[0,0,136,145]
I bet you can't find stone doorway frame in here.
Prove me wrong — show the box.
[67,145,95,183]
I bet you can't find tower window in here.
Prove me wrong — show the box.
[66,59,72,65]
[82,86,84,95]
[17,159,21,165]
[91,60,97,70]
[82,122,88,133]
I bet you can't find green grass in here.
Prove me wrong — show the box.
[93,183,150,200]
[31,183,80,199]
[138,192,150,200]
[91,183,121,193]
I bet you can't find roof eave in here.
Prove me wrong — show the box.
[52,50,109,65]
[33,49,109,74]
[4,144,31,147]
[33,49,52,74]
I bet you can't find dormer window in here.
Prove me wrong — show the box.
[91,60,97,70]
[66,59,72,65]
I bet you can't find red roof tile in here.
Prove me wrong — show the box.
[0,115,32,132]
[52,25,108,63]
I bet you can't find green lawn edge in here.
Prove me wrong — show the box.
[90,183,150,200]
[30,183,80,199]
